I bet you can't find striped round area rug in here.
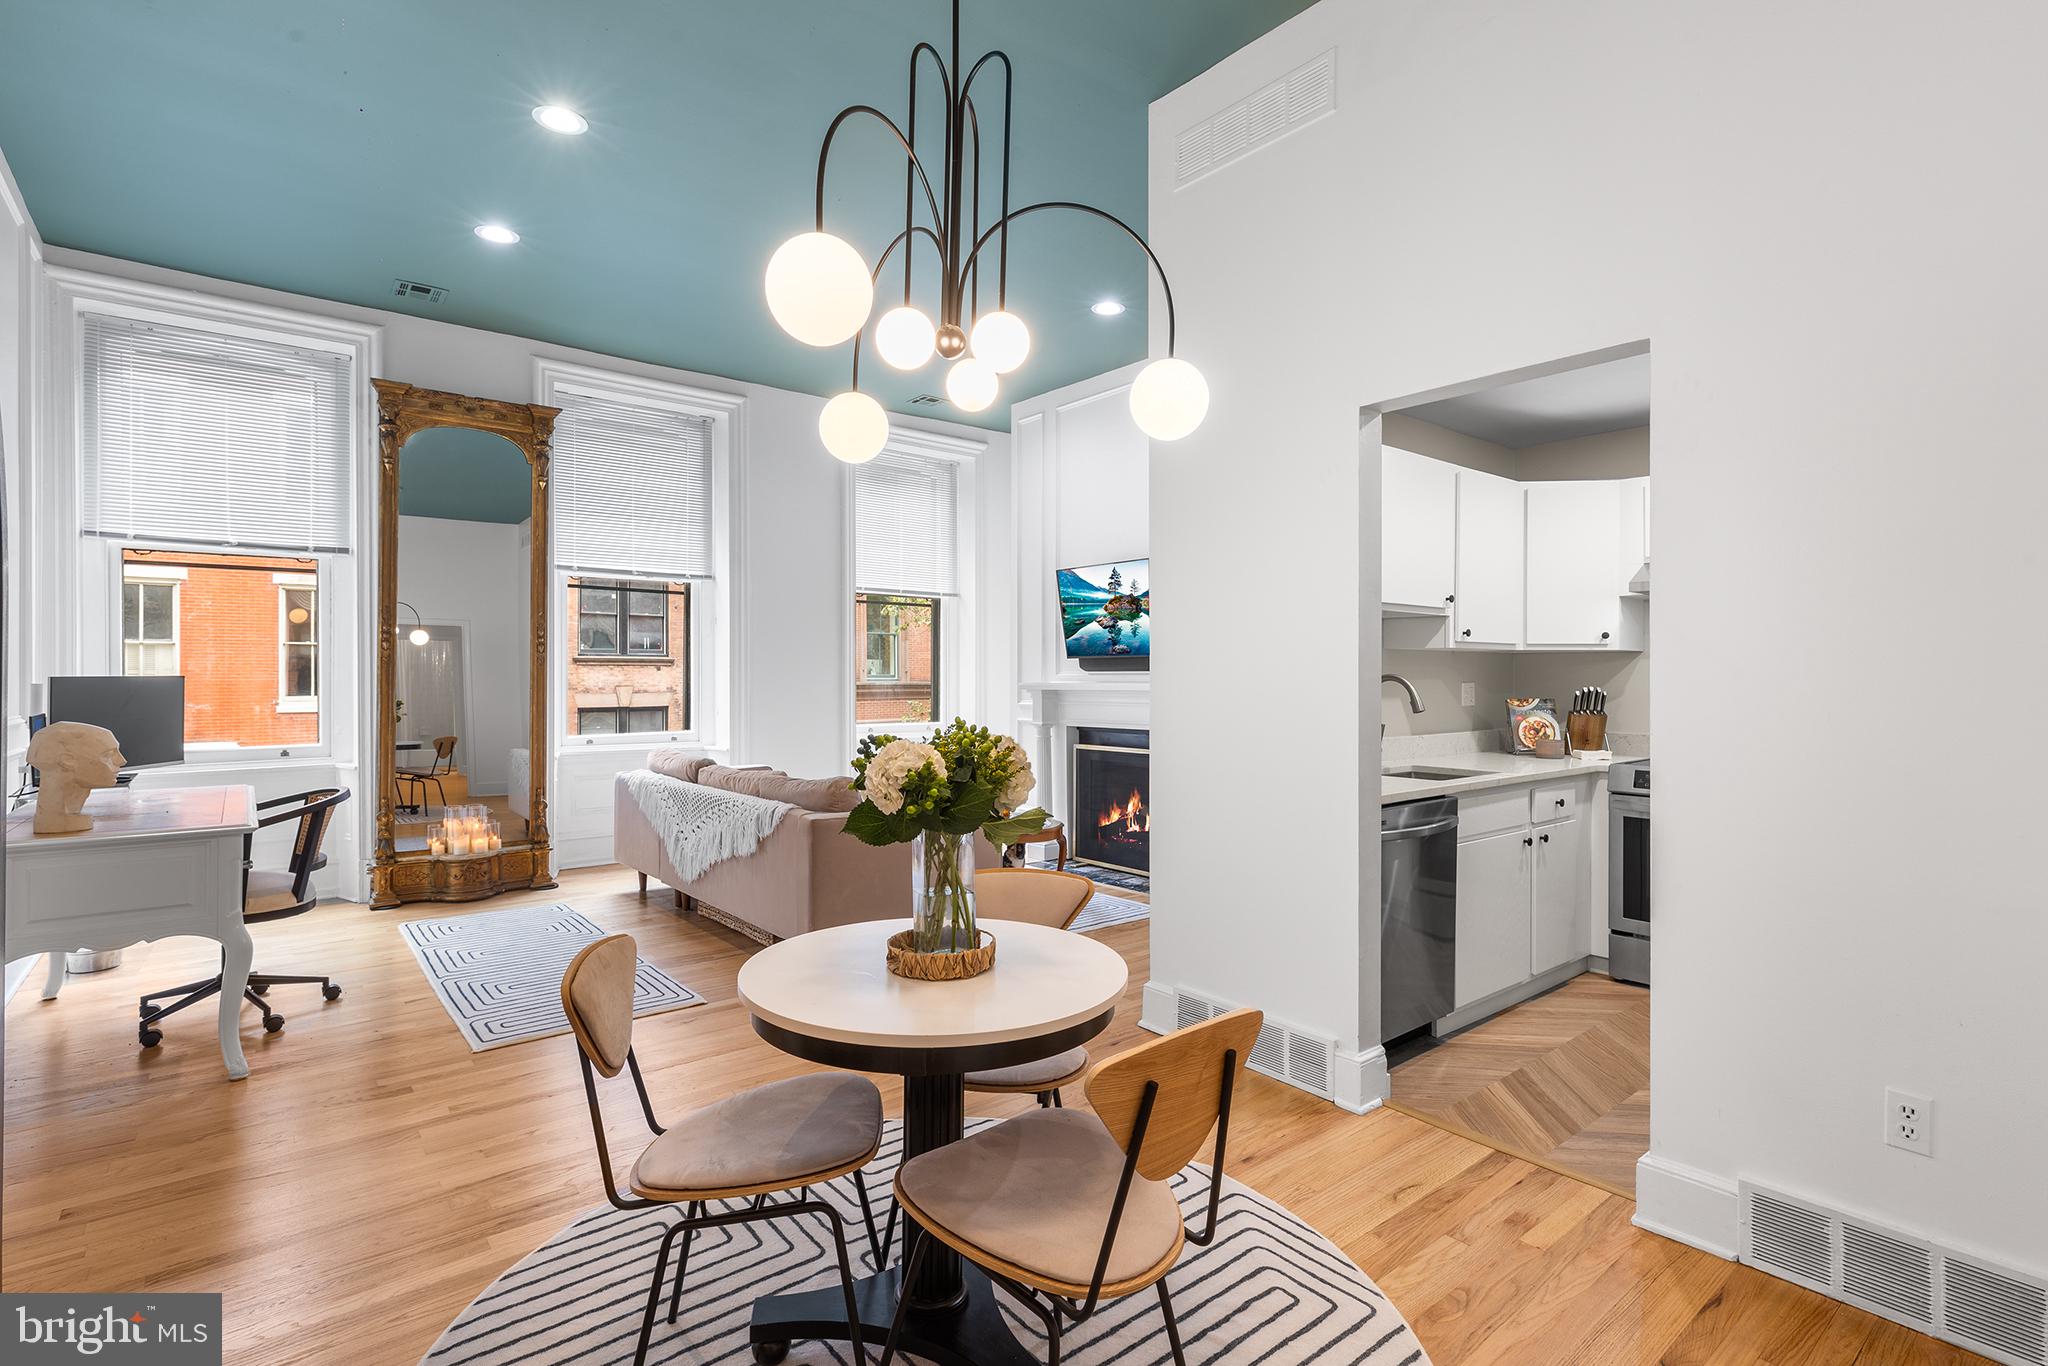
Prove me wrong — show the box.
[425,1120,1431,1366]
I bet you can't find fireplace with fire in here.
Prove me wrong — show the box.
[1071,728,1150,874]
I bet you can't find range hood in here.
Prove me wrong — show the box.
[1627,557,1652,594]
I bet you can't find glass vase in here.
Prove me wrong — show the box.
[911,829,978,954]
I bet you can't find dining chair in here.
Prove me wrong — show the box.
[561,934,883,1366]
[395,734,457,812]
[138,788,350,1048]
[879,1007,1263,1366]
[963,869,1098,1108]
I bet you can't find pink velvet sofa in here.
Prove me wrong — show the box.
[613,748,998,942]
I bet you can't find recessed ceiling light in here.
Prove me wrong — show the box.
[474,223,520,245]
[1090,298,1126,317]
[532,104,589,135]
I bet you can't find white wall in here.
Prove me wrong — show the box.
[1153,0,2046,1273]
[26,246,1011,877]
[396,514,528,796]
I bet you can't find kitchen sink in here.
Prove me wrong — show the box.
[1382,766,1490,781]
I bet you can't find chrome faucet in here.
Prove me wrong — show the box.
[1381,673,1425,739]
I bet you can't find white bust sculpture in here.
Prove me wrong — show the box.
[27,722,126,834]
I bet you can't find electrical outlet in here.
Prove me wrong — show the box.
[1460,682,1477,706]
[1886,1088,1933,1156]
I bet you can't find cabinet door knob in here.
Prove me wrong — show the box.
[1556,797,1566,807]
[1445,594,1455,603]
[1540,832,1550,843]
[1461,628,1472,638]
[1522,836,1533,846]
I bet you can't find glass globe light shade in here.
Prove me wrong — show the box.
[408,627,432,646]
[1128,357,1210,441]
[969,309,1031,374]
[819,390,890,464]
[945,357,999,414]
[764,232,873,347]
[874,306,937,371]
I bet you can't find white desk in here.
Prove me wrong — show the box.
[5,785,258,1080]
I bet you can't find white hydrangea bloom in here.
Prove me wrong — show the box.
[993,736,1034,811]
[864,740,946,815]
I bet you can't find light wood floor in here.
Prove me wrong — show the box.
[1390,973,1652,1198]
[3,867,1984,1365]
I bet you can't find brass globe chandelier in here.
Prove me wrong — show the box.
[764,0,1209,462]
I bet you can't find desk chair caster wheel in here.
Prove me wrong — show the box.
[248,982,269,997]
[139,1026,163,1049]
[262,1012,285,1034]
[751,1342,789,1364]
[322,983,343,1001]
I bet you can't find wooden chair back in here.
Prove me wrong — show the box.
[251,787,350,909]
[974,868,1095,929]
[429,735,457,773]
[560,934,638,1078]
[1085,1008,1262,1181]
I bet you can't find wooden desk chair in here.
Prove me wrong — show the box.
[138,787,350,1048]
[395,734,457,812]
[880,1008,1263,1366]
[963,869,1098,1108]
[562,935,884,1366]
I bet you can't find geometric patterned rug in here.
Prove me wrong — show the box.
[1069,888,1151,934]
[423,1119,1433,1365]
[399,903,702,1052]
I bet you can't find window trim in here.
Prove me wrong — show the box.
[572,578,672,661]
[276,572,319,713]
[537,359,744,756]
[574,704,672,735]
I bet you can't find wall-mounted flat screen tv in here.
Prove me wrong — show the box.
[1058,559,1150,658]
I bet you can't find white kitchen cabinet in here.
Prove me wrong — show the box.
[1525,482,1622,645]
[1453,469,1524,646]
[1455,825,1532,1008]
[1381,444,1457,612]
[1530,814,1585,975]
[1618,476,1650,594]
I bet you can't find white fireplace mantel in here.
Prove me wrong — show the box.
[1015,680,1150,829]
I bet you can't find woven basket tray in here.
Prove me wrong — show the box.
[886,929,997,981]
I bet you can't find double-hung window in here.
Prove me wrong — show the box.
[548,373,726,745]
[854,447,962,732]
[79,308,355,758]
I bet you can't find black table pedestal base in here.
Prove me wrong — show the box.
[749,1261,1038,1366]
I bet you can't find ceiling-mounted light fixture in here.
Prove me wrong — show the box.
[397,601,432,646]
[1090,298,1127,317]
[531,104,589,135]
[766,0,1207,449]
[473,223,520,245]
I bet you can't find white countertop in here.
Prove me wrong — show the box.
[1380,750,1642,806]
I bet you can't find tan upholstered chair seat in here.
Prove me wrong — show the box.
[630,1073,882,1199]
[895,1108,1184,1291]
[962,1046,1090,1091]
[244,869,303,916]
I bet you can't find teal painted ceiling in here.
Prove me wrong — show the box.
[0,0,1315,427]
[397,426,533,523]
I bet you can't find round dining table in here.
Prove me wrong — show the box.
[736,917,1128,1366]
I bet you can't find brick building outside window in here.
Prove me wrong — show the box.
[566,577,691,736]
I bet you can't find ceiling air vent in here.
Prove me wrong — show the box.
[1174,48,1337,190]
[1946,1257,2048,1366]
[909,393,945,407]
[392,278,448,304]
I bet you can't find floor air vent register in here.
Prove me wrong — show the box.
[1741,1181,2046,1365]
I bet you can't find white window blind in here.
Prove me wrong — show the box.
[551,389,715,578]
[80,312,355,552]
[856,449,959,596]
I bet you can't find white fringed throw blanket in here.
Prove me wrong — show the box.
[621,769,794,883]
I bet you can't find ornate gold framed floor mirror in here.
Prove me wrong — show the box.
[370,380,559,908]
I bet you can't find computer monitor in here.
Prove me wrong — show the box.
[47,676,187,770]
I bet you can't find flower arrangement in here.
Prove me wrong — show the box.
[846,719,1051,955]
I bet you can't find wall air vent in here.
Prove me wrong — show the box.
[909,393,945,407]
[1172,988,1334,1099]
[392,279,448,304]
[1174,48,1337,190]
[1741,1181,2048,1364]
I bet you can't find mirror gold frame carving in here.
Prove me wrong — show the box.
[369,380,560,909]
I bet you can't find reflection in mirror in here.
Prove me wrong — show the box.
[392,425,534,847]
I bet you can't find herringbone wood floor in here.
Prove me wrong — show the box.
[1391,973,1652,1197]
[3,866,1984,1364]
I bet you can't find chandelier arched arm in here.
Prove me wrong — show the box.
[902,42,951,305]
[817,105,946,241]
[965,97,982,320]
[848,225,948,391]
[961,50,1014,308]
[959,201,1181,354]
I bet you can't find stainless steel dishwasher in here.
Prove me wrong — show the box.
[1380,795,1458,1039]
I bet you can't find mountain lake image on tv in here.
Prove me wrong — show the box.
[1058,559,1150,658]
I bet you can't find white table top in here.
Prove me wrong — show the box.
[738,918,1128,1051]
[6,784,257,848]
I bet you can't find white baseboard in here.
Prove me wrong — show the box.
[1634,1152,1742,1261]
[1332,1043,1389,1115]
[4,954,43,1005]
[1139,980,1176,1036]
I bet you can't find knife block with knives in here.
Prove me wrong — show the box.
[1567,686,1609,754]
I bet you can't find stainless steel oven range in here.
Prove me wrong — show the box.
[1608,760,1650,985]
